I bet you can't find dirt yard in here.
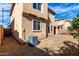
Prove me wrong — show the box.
[0,35,79,56]
[0,36,50,56]
[37,35,79,56]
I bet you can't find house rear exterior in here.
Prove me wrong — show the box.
[10,3,48,43]
[47,8,57,35]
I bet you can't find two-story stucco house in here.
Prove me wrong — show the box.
[10,3,48,44]
[47,8,57,35]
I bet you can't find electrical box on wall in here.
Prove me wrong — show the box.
[28,35,38,47]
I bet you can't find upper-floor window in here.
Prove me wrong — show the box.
[33,3,42,11]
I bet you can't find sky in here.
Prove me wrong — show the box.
[0,3,11,28]
[1,3,79,28]
[48,3,79,20]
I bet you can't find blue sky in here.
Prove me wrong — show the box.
[1,3,79,28]
[0,3,11,28]
[48,3,79,20]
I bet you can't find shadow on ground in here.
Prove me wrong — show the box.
[0,36,79,56]
[39,40,79,56]
[0,36,51,56]
[52,41,79,56]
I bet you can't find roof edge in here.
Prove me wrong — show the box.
[48,8,56,15]
[9,3,15,16]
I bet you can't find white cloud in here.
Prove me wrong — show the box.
[49,4,79,14]
[72,5,79,10]
[49,3,79,19]
[49,5,69,14]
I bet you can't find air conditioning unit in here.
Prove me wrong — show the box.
[28,35,38,47]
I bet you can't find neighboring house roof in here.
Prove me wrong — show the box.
[10,3,15,16]
[57,22,64,26]
[55,19,71,26]
[56,19,71,23]
[65,20,71,23]
[55,19,71,22]
[48,8,56,15]
[55,18,65,21]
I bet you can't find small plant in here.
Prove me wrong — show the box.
[70,14,79,38]
[67,26,73,31]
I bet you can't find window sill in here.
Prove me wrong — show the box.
[32,30,42,32]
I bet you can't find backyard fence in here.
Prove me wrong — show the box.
[0,25,4,46]
[4,28,12,36]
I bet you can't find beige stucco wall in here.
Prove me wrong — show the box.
[22,3,48,42]
[22,16,46,42]
[10,3,48,43]
[48,11,57,35]
[23,3,48,20]
[10,3,23,42]
[64,21,71,29]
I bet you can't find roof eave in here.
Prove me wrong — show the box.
[9,3,15,16]
[48,8,56,15]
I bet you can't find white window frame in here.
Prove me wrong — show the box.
[41,4,43,13]
[32,19,41,32]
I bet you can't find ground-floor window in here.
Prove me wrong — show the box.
[32,20,41,31]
